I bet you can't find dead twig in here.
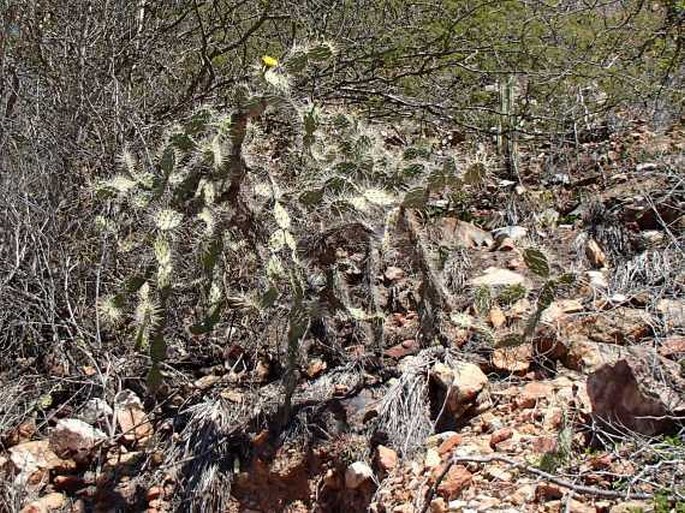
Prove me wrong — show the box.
[422,452,654,512]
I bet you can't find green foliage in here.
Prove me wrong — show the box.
[95,43,339,392]
[473,285,492,316]
[95,39,466,399]
[496,284,527,306]
[496,247,576,348]
[523,248,550,279]
[653,493,685,513]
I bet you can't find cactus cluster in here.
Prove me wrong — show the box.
[94,41,469,395]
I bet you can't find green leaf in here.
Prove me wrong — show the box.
[154,236,171,266]
[159,146,176,176]
[463,162,487,185]
[284,52,308,73]
[474,285,492,316]
[134,317,148,350]
[400,163,425,178]
[170,132,194,153]
[538,280,557,311]
[125,275,147,294]
[497,333,526,348]
[523,248,550,278]
[150,332,167,362]
[308,43,334,61]
[557,273,576,286]
[402,187,428,208]
[273,201,291,230]
[260,286,279,309]
[303,105,318,148]
[202,237,223,275]
[267,255,285,279]
[155,209,183,231]
[189,304,223,335]
[146,363,163,392]
[299,188,324,206]
[269,229,287,252]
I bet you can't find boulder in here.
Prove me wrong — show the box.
[470,268,527,288]
[344,461,374,489]
[491,344,532,374]
[375,445,398,473]
[9,440,75,486]
[656,298,685,330]
[585,238,607,268]
[436,465,472,500]
[79,398,113,426]
[587,347,685,435]
[659,336,685,358]
[20,492,66,513]
[553,307,652,347]
[564,337,624,374]
[431,218,494,249]
[114,390,153,447]
[49,419,106,463]
[430,361,490,419]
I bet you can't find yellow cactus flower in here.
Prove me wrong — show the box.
[261,55,279,68]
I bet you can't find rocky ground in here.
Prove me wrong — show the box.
[1,119,684,513]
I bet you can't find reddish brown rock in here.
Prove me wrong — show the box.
[496,237,516,251]
[488,307,507,329]
[114,391,153,448]
[531,436,558,454]
[344,461,374,489]
[535,483,563,501]
[9,440,76,486]
[306,358,327,378]
[579,308,653,345]
[323,469,342,490]
[587,347,685,435]
[49,419,106,463]
[430,361,490,419]
[489,428,513,450]
[437,435,462,456]
[585,238,607,268]
[146,486,163,502]
[656,299,685,329]
[384,339,420,359]
[431,218,494,249]
[564,337,622,374]
[53,474,84,492]
[589,453,613,470]
[515,381,553,409]
[491,344,532,374]
[659,336,685,358]
[436,465,472,500]
[20,493,66,513]
[4,419,37,447]
[375,445,398,473]
[429,498,448,513]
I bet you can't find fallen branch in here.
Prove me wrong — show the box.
[421,453,651,512]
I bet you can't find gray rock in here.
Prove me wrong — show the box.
[79,398,113,426]
[491,226,528,242]
[470,268,526,287]
[49,418,106,461]
[344,461,374,489]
